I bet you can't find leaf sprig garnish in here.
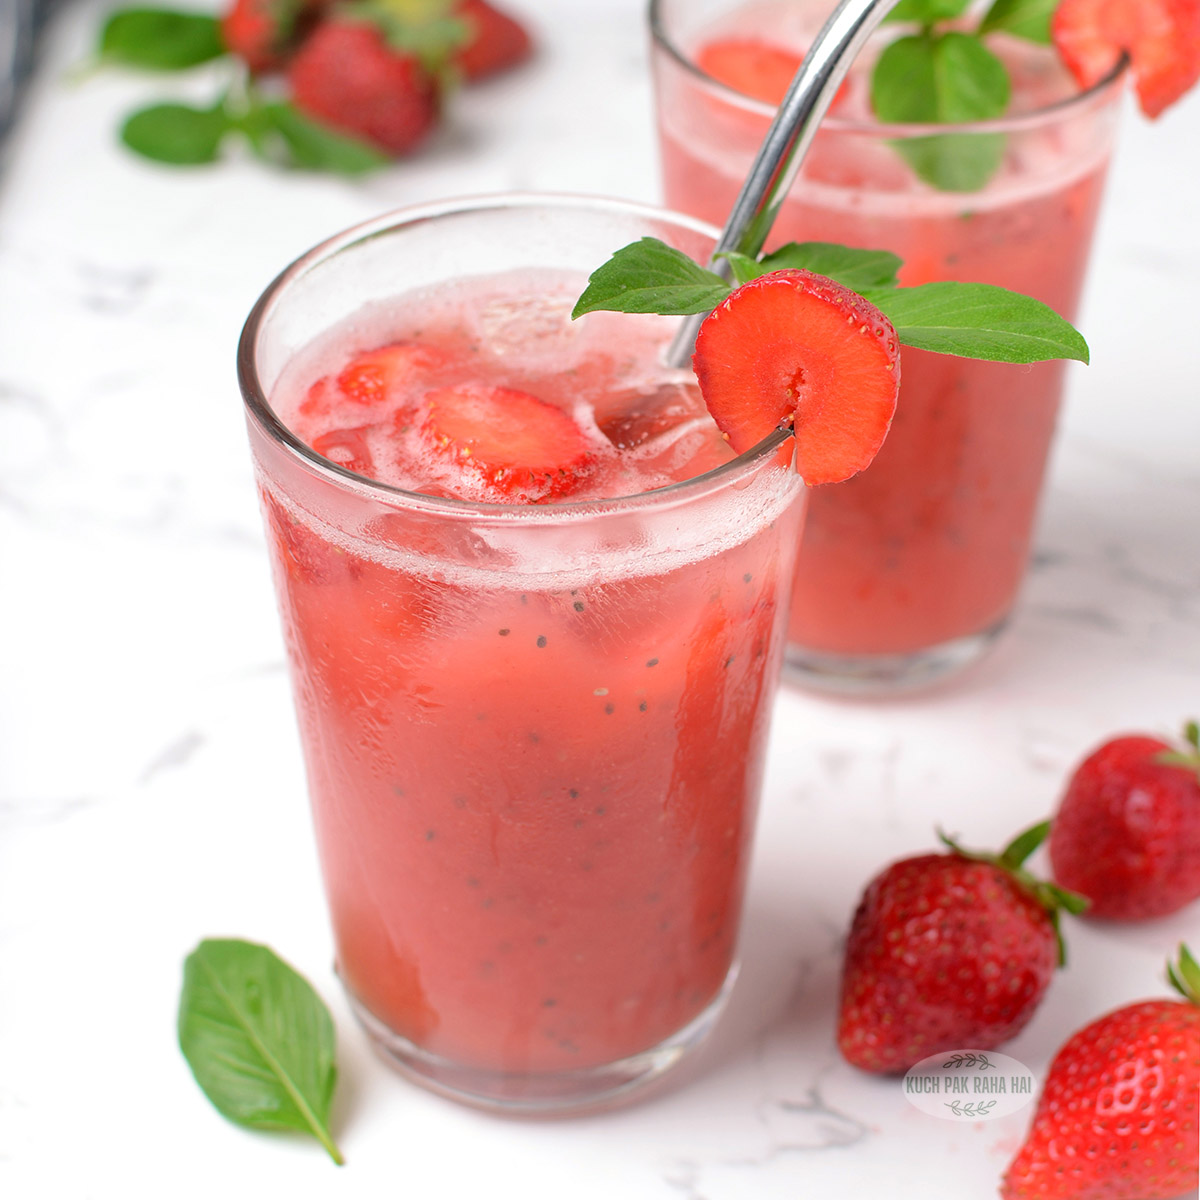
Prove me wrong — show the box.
[178,939,344,1164]
[572,237,1089,366]
[121,83,390,173]
[872,0,1054,191]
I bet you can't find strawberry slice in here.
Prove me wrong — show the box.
[453,0,534,81]
[695,36,850,108]
[691,269,899,485]
[336,342,444,405]
[1052,0,1200,118]
[421,384,594,501]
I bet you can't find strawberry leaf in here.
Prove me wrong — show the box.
[979,0,1056,44]
[864,281,1090,363]
[121,100,232,164]
[178,939,343,1164]
[100,8,226,70]
[998,819,1051,870]
[1167,944,1200,1005]
[571,238,731,318]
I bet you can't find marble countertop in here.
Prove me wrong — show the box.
[2,1,1198,1196]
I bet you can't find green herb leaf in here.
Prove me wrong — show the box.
[178,939,343,1165]
[260,102,391,174]
[864,281,1090,363]
[761,242,904,291]
[99,8,226,70]
[571,238,731,318]
[998,819,1051,870]
[893,131,1007,192]
[873,32,1010,123]
[871,31,1011,191]
[884,0,973,25]
[979,0,1056,44]
[120,101,232,164]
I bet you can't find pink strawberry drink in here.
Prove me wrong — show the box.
[239,197,805,1110]
[651,0,1125,689]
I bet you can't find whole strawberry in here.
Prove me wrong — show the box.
[221,0,324,73]
[837,822,1087,1073]
[287,18,441,156]
[1002,945,1200,1200]
[1049,722,1200,920]
[452,0,533,81]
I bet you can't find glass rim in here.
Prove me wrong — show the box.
[238,191,796,525]
[647,0,1128,136]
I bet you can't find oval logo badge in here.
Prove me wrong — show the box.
[903,1049,1038,1121]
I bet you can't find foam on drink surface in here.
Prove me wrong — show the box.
[271,269,733,505]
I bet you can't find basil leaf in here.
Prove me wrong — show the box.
[261,102,390,175]
[873,32,1010,190]
[178,939,344,1165]
[884,0,972,24]
[873,32,1010,124]
[892,131,1006,192]
[865,282,1090,363]
[933,33,1011,122]
[979,0,1056,45]
[121,101,231,164]
[571,238,731,318]
[100,8,226,70]
[760,242,904,291]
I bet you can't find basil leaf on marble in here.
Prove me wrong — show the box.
[178,939,344,1164]
[121,101,232,164]
[257,102,391,175]
[100,8,226,70]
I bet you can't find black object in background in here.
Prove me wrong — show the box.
[1,0,64,147]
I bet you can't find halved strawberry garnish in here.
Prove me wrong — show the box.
[421,384,594,501]
[453,0,534,81]
[691,269,899,485]
[695,36,850,108]
[1052,0,1200,118]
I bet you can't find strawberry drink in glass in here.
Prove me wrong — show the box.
[651,0,1125,690]
[238,196,806,1112]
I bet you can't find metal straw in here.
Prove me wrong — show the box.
[666,0,904,367]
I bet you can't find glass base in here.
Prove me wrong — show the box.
[348,965,738,1115]
[782,619,1008,696]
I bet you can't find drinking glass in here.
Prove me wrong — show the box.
[238,195,806,1111]
[651,0,1125,691]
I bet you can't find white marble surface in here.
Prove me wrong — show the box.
[2,1,1199,1196]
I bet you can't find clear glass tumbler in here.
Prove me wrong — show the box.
[238,195,806,1112]
[651,0,1125,692]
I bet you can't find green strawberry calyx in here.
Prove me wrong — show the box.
[937,820,1089,967]
[1155,719,1200,781]
[1167,944,1200,1007]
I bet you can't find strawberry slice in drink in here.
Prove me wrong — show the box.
[695,37,852,108]
[299,342,444,419]
[691,269,900,485]
[420,384,595,502]
[1052,0,1200,117]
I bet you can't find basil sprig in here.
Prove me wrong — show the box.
[871,0,1057,191]
[572,237,1089,366]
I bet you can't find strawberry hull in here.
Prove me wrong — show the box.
[239,197,805,1109]
[652,0,1125,688]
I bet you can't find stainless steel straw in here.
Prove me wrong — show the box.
[666,0,904,367]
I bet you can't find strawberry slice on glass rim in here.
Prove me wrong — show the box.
[690,269,900,486]
[1052,0,1200,117]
